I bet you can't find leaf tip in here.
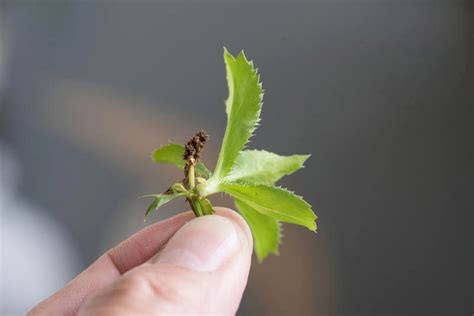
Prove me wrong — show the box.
[308,216,318,232]
[223,47,235,62]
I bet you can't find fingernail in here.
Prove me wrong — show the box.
[156,215,239,272]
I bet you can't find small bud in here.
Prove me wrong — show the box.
[196,177,207,184]
[171,182,187,193]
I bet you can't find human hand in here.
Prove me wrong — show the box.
[28,208,253,315]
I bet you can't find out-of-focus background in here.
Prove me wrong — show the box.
[0,1,472,315]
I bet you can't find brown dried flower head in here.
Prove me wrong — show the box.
[184,130,209,166]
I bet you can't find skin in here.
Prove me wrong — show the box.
[28,208,253,315]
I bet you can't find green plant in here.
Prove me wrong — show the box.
[144,48,317,261]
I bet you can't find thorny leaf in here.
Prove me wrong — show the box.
[235,199,281,262]
[221,182,316,231]
[225,150,309,185]
[211,48,263,182]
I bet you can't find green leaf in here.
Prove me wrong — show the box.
[195,162,211,179]
[226,150,309,185]
[145,198,159,219]
[221,183,317,231]
[212,48,263,181]
[235,199,281,262]
[151,143,211,178]
[144,193,186,220]
[151,143,185,168]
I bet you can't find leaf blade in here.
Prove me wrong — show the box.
[151,143,185,169]
[151,143,210,178]
[221,183,317,231]
[144,193,186,220]
[195,162,211,179]
[212,48,264,180]
[225,150,309,185]
[235,199,281,262]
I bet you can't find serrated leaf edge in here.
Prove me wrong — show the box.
[221,182,317,231]
[213,48,264,179]
[225,149,310,184]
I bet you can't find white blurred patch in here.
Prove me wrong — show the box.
[0,145,82,315]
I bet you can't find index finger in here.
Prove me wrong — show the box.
[28,211,196,316]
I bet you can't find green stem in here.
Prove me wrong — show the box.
[190,197,203,217]
[187,164,205,217]
[188,164,195,189]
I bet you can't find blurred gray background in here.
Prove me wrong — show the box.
[0,1,472,315]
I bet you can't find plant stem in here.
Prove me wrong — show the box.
[187,164,203,217]
[189,197,203,217]
[188,164,195,189]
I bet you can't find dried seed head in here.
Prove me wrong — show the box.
[184,130,209,166]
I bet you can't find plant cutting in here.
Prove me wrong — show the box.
[144,48,317,261]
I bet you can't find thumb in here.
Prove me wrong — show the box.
[79,209,253,315]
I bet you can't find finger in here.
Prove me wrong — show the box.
[28,211,196,316]
[78,208,253,315]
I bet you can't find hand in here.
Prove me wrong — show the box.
[28,208,253,315]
